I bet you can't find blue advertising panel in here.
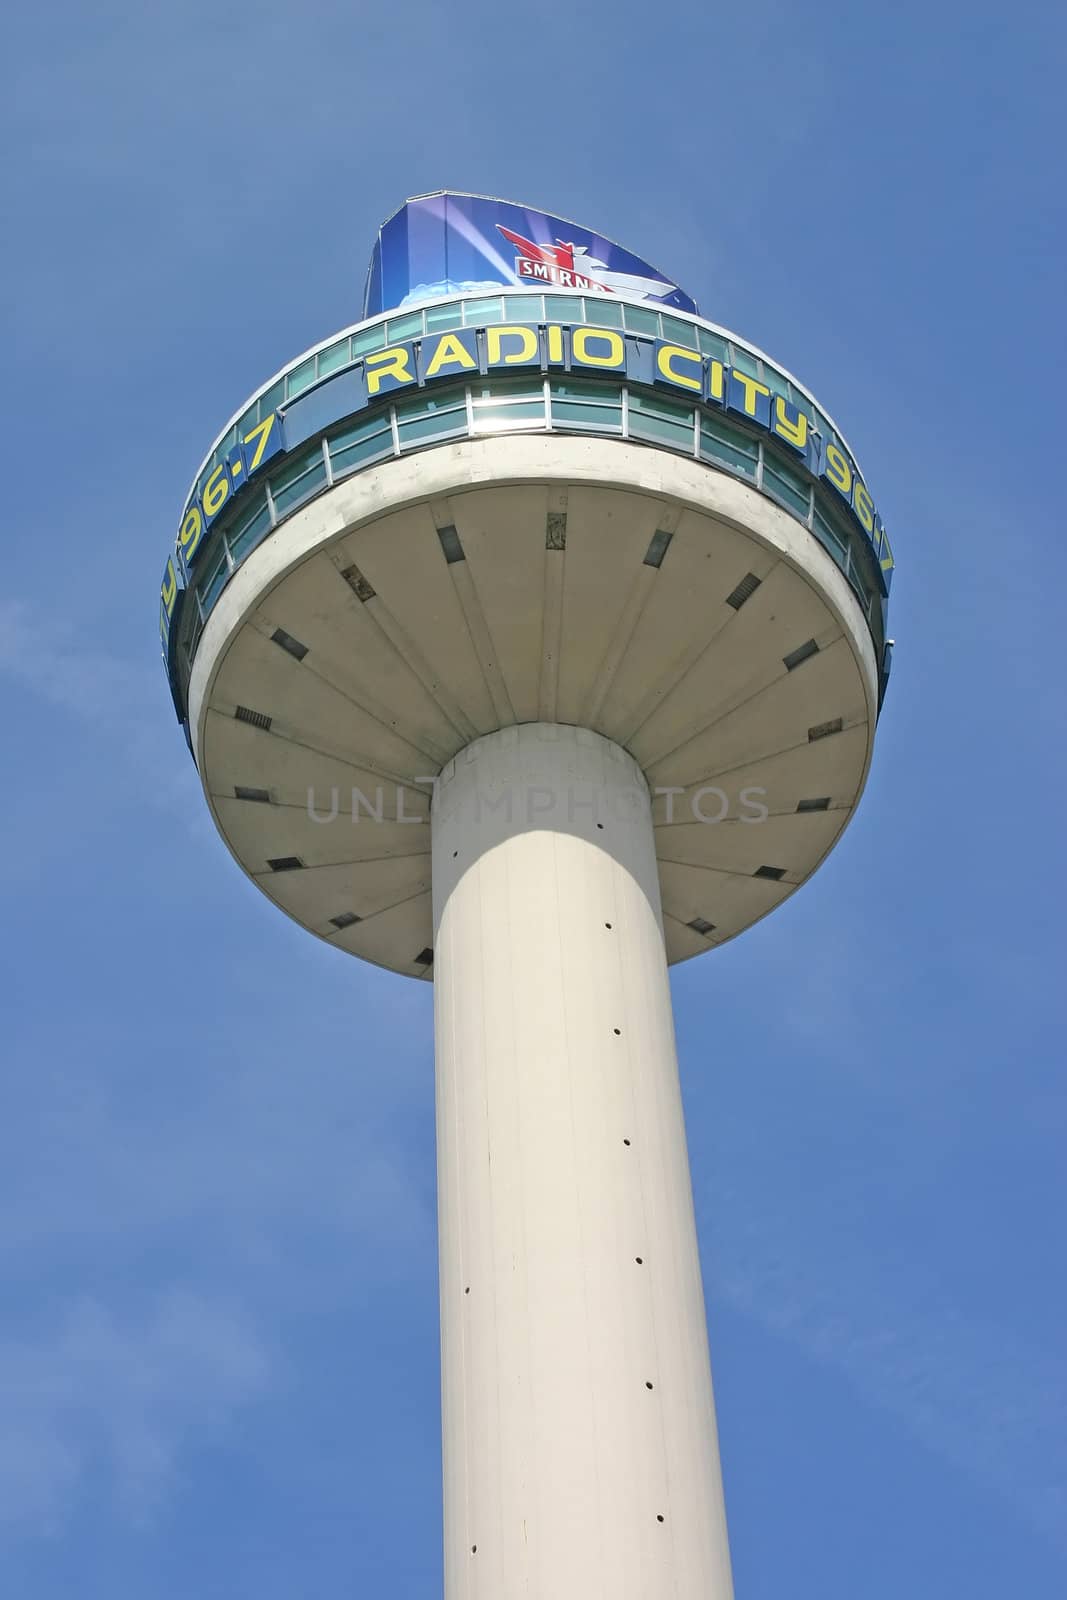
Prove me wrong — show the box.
[363,192,698,317]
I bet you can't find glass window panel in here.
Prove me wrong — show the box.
[623,305,660,337]
[550,399,624,432]
[763,451,807,495]
[407,385,466,410]
[661,314,698,349]
[631,392,693,425]
[629,415,693,450]
[397,410,468,446]
[208,427,236,474]
[227,496,272,562]
[271,446,317,491]
[813,505,848,562]
[317,339,350,377]
[387,311,422,342]
[814,408,838,446]
[259,378,285,417]
[762,364,791,400]
[583,297,623,328]
[237,404,259,444]
[544,295,584,322]
[629,392,695,450]
[471,381,544,405]
[395,387,465,422]
[352,324,387,355]
[763,456,810,518]
[846,550,872,608]
[286,357,317,399]
[329,418,394,477]
[698,328,728,362]
[550,379,615,402]
[395,388,468,447]
[789,389,815,423]
[197,547,230,613]
[462,297,503,325]
[424,300,461,330]
[271,451,327,516]
[700,417,759,479]
[471,400,546,432]
[728,344,760,378]
[504,294,543,320]
[847,543,875,599]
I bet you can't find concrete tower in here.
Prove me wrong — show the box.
[159,192,893,1599]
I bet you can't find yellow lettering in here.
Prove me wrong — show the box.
[879,524,895,575]
[487,325,539,365]
[242,412,277,471]
[772,395,809,453]
[656,344,702,392]
[546,324,565,362]
[572,327,624,368]
[161,558,177,616]
[424,332,477,378]
[730,371,771,416]
[178,505,203,562]
[824,441,853,498]
[707,360,725,402]
[365,345,414,395]
[853,480,875,534]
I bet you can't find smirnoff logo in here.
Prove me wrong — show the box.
[496,224,677,304]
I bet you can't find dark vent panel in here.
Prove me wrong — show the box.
[643,529,674,569]
[330,912,362,929]
[235,705,272,731]
[725,572,762,610]
[437,524,464,564]
[340,564,376,602]
[783,639,819,672]
[546,512,567,550]
[271,627,308,661]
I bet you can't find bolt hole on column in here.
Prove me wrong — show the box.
[613,1027,621,1036]
[635,1256,644,1265]
[623,1138,631,1146]
[604,921,613,929]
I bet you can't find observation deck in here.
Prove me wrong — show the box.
[158,288,894,977]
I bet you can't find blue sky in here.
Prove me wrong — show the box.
[2,1,1065,1594]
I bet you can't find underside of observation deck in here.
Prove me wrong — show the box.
[189,434,878,978]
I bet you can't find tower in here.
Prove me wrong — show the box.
[159,191,893,1598]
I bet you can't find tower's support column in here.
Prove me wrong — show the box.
[431,724,734,1600]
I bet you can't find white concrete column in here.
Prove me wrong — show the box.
[431,723,733,1600]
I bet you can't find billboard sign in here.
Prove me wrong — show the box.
[363,191,698,317]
